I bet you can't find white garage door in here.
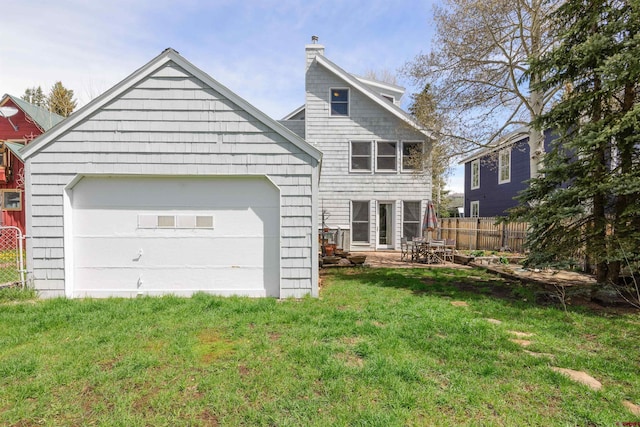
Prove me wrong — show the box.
[69,176,280,298]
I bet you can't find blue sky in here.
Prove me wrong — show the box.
[1,0,464,192]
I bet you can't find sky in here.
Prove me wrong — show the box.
[1,0,465,192]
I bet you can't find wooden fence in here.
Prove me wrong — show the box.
[437,217,529,253]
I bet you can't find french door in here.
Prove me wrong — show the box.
[377,202,394,249]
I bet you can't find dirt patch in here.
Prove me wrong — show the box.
[237,364,251,377]
[450,301,469,307]
[339,336,363,346]
[268,332,281,341]
[510,339,532,347]
[336,352,364,368]
[485,318,502,325]
[551,367,602,390]
[198,409,220,426]
[623,400,640,416]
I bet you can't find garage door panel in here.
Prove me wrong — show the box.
[73,267,266,298]
[74,236,267,267]
[71,176,280,297]
[73,207,279,237]
[73,177,278,209]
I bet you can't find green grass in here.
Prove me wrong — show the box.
[1,267,639,426]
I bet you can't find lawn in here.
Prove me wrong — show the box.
[1,267,639,426]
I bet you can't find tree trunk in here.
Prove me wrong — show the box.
[528,0,545,179]
[591,74,609,285]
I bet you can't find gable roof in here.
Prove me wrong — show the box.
[5,141,25,162]
[459,126,530,164]
[282,105,305,121]
[1,94,65,132]
[353,75,405,101]
[312,54,433,139]
[22,48,322,162]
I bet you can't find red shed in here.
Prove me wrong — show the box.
[0,94,65,234]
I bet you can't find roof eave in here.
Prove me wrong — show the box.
[22,49,322,162]
[458,126,531,164]
[314,55,433,139]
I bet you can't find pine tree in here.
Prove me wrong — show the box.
[21,86,46,107]
[515,0,640,285]
[46,81,77,117]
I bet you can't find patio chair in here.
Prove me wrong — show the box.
[427,239,445,264]
[400,237,410,261]
[442,239,456,263]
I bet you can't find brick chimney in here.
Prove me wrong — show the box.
[305,35,324,69]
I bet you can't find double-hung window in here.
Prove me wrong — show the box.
[470,201,480,218]
[351,201,370,243]
[376,141,397,171]
[350,141,371,172]
[402,141,423,171]
[471,159,480,189]
[330,89,349,116]
[498,148,511,184]
[402,201,421,240]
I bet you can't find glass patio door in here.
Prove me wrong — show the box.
[377,202,394,249]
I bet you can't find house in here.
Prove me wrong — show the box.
[22,48,322,299]
[460,127,555,217]
[0,94,64,234]
[280,41,434,251]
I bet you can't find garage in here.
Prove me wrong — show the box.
[68,175,280,298]
[23,49,321,298]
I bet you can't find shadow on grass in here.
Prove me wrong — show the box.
[324,267,615,315]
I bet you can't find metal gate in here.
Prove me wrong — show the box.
[0,226,26,288]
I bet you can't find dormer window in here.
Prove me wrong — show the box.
[330,88,349,116]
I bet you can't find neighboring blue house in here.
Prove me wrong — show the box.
[460,127,555,217]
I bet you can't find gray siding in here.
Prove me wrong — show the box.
[278,119,305,138]
[27,62,318,298]
[303,60,431,250]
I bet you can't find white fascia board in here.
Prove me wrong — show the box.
[354,76,405,97]
[314,55,433,139]
[21,49,178,160]
[458,126,531,165]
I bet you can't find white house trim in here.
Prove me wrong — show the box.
[459,126,530,165]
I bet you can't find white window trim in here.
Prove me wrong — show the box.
[401,141,424,172]
[375,140,398,173]
[471,159,480,190]
[351,200,370,244]
[330,87,349,117]
[498,148,511,184]
[470,201,480,218]
[349,140,373,173]
[402,200,422,240]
